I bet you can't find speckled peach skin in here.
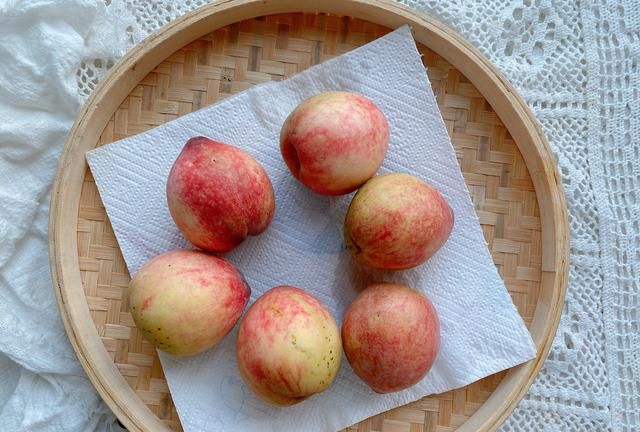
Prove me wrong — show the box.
[344,173,454,270]
[128,249,251,356]
[167,136,275,252]
[236,286,342,406]
[342,283,440,393]
[280,91,389,196]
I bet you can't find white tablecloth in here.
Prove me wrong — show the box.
[0,0,637,431]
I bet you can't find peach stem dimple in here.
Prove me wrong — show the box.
[349,232,363,255]
[282,140,302,177]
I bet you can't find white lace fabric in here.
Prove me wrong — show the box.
[0,0,637,431]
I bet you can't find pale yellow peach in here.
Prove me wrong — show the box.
[236,286,342,406]
[129,249,250,356]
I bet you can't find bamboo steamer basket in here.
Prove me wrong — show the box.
[49,1,569,431]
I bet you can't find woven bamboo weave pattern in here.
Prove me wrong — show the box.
[77,13,541,431]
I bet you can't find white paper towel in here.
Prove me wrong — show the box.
[86,26,536,432]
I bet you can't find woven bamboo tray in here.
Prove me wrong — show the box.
[49,1,569,431]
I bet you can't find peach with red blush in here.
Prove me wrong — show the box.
[280,91,389,195]
[344,173,454,270]
[342,283,440,393]
[236,286,342,406]
[128,249,250,356]
[167,136,275,252]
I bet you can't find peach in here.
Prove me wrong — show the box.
[280,91,389,195]
[344,173,454,270]
[236,286,342,406]
[342,283,440,393]
[167,136,275,252]
[129,249,250,356]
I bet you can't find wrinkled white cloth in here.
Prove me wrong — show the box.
[0,0,638,431]
[0,0,133,430]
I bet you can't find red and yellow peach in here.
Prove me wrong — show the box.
[167,136,275,252]
[129,249,251,356]
[280,91,389,195]
[236,286,342,406]
[342,283,440,393]
[344,173,454,270]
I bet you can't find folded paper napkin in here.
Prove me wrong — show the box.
[87,26,536,432]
